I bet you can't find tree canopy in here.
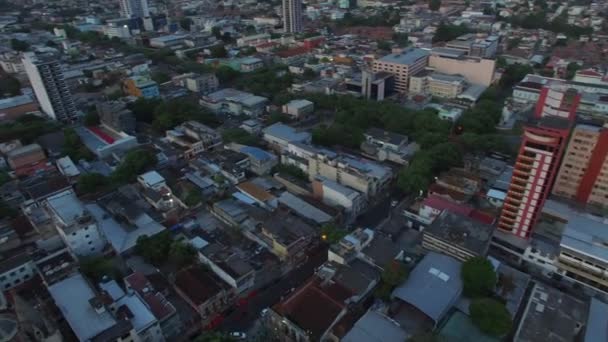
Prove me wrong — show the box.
[10,38,29,51]
[433,23,470,43]
[470,298,512,336]
[110,149,157,184]
[63,128,95,162]
[0,74,21,96]
[135,231,196,267]
[429,0,441,11]
[461,257,497,298]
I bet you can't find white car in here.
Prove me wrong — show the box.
[230,332,247,340]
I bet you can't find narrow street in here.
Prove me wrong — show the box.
[218,245,329,334]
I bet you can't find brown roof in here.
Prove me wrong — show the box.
[125,272,176,320]
[174,266,225,306]
[236,181,275,202]
[274,277,351,340]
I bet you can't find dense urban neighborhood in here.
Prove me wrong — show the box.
[0,0,607,341]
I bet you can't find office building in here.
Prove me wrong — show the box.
[428,48,495,86]
[22,52,77,122]
[409,71,467,99]
[553,124,608,207]
[119,0,149,18]
[373,48,429,93]
[282,0,303,33]
[361,70,395,101]
[497,86,579,238]
[445,34,499,58]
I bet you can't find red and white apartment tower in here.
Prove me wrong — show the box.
[497,86,580,238]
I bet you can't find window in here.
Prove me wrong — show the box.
[19,267,25,273]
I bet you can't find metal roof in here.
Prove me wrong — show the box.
[391,252,463,323]
[343,310,407,342]
[378,48,430,65]
[584,298,608,342]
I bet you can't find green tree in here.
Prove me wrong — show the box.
[222,128,259,146]
[63,128,95,161]
[461,257,497,297]
[392,33,409,47]
[377,40,392,51]
[84,111,100,126]
[0,200,16,219]
[180,17,193,31]
[80,256,122,282]
[151,71,170,84]
[10,38,29,51]
[77,173,109,194]
[0,74,21,96]
[111,149,157,184]
[184,189,203,207]
[135,231,172,265]
[169,240,197,267]
[194,332,236,342]
[566,62,581,80]
[0,171,10,186]
[320,223,348,243]
[469,298,512,336]
[274,164,308,180]
[375,260,409,300]
[429,0,441,11]
[433,23,470,43]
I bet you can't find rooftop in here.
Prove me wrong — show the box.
[46,190,88,226]
[273,276,350,341]
[377,48,430,65]
[0,94,34,110]
[174,266,227,306]
[392,252,463,323]
[342,310,407,342]
[584,298,608,342]
[514,283,588,342]
[263,122,311,144]
[425,211,494,256]
[365,127,408,146]
[47,273,117,341]
[278,191,333,224]
[124,272,176,321]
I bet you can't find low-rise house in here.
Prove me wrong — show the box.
[44,190,106,256]
[165,121,222,159]
[0,94,38,121]
[173,266,234,327]
[263,123,312,152]
[6,143,48,176]
[190,236,256,294]
[422,210,494,261]
[200,88,268,116]
[240,57,264,72]
[282,99,314,120]
[236,181,278,210]
[236,146,278,176]
[312,177,365,220]
[192,150,250,184]
[172,73,219,94]
[278,191,335,225]
[123,75,160,99]
[254,210,318,262]
[0,251,35,291]
[74,125,137,159]
[264,275,351,342]
[96,101,136,134]
[124,272,180,339]
[137,171,180,213]
[361,128,417,165]
[239,119,262,134]
[342,310,407,342]
[391,252,463,327]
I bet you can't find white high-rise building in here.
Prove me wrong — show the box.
[22,52,77,122]
[282,0,302,33]
[119,0,149,18]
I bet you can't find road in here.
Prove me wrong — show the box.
[219,244,329,334]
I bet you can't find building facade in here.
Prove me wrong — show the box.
[22,52,77,122]
[372,49,429,93]
[119,0,149,18]
[498,87,579,238]
[428,48,495,86]
[282,0,302,33]
[553,124,608,207]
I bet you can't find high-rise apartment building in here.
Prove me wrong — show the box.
[553,124,608,207]
[22,52,77,123]
[498,86,580,238]
[119,0,149,18]
[282,0,302,33]
[372,48,429,93]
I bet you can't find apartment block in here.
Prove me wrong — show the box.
[409,71,466,98]
[22,52,77,122]
[553,124,608,207]
[372,48,429,93]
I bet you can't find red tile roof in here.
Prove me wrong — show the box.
[276,46,310,58]
[125,272,177,320]
[174,266,225,306]
[274,277,350,340]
